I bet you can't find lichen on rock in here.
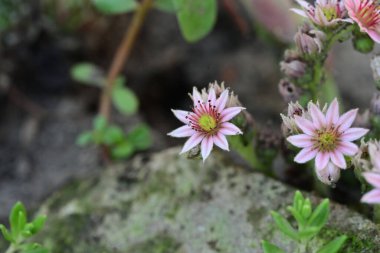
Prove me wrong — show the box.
[33,147,380,252]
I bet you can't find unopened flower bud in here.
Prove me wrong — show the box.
[368,141,380,171]
[280,60,307,78]
[316,162,340,186]
[371,92,380,115]
[283,49,301,62]
[353,32,374,54]
[278,79,300,103]
[294,25,325,55]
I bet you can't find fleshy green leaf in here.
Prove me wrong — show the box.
[0,224,14,242]
[316,235,347,253]
[70,63,105,87]
[287,206,305,228]
[111,141,135,159]
[307,199,329,228]
[104,126,126,145]
[92,0,138,15]
[301,199,312,219]
[30,215,46,234]
[128,124,152,150]
[10,202,27,238]
[111,85,139,115]
[76,132,94,146]
[298,226,320,240]
[262,240,286,253]
[154,0,176,12]
[174,0,217,42]
[93,115,108,131]
[293,191,304,212]
[271,211,299,240]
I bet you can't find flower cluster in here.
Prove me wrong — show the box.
[168,84,244,161]
[285,98,368,185]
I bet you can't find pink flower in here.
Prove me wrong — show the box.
[168,87,244,161]
[345,0,380,42]
[287,98,369,171]
[361,172,380,203]
[291,0,352,27]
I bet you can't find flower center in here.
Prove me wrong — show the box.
[322,7,338,21]
[198,114,217,132]
[356,1,380,28]
[316,131,338,152]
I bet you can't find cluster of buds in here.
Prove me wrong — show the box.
[294,24,326,55]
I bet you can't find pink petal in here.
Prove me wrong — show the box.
[171,109,190,124]
[201,136,214,161]
[294,147,318,164]
[216,90,229,112]
[290,8,307,18]
[337,141,358,156]
[220,107,244,122]
[208,88,216,105]
[341,128,369,142]
[192,87,203,107]
[326,98,339,126]
[168,125,195,138]
[330,150,346,169]
[363,172,380,188]
[361,189,380,204]
[315,152,330,171]
[219,122,242,135]
[337,109,358,132]
[294,116,315,136]
[213,133,229,151]
[180,133,204,154]
[367,28,380,44]
[287,134,313,148]
[295,0,310,9]
[310,104,326,128]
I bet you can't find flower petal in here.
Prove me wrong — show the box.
[168,125,195,138]
[341,128,369,142]
[290,8,307,18]
[180,133,204,154]
[367,28,380,44]
[310,104,326,128]
[287,134,313,148]
[330,150,346,169]
[361,189,380,204]
[326,98,339,126]
[337,108,358,131]
[294,116,315,135]
[216,90,229,112]
[363,172,380,188]
[315,152,330,171]
[171,109,190,124]
[220,107,244,122]
[201,136,214,161]
[213,133,229,151]
[192,87,203,107]
[219,122,242,135]
[294,147,318,164]
[337,141,358,156]
[208,88,216,105]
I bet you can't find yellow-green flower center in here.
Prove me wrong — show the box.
[317,131,337,152]
[199,114,217,132]
[322,7,338,21]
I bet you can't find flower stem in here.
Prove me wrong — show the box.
[5,244,17,253]
[99,0,153,120]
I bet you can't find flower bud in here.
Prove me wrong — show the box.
[294,25,325,55]
[316,162,340,186]
[280,60,307,78]
[371,55,380,89]
[353,33,374,54]
[371,91,380,115]
[278,79,300,103]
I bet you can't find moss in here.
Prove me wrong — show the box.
[128,235,181,253]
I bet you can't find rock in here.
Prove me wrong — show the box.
[33,147,380,252]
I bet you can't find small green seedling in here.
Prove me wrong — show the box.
[0,202,48,253]
[261,191,347,253]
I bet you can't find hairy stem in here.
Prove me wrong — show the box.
[99,0,153,120]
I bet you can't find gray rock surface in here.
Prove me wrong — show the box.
[30,147,380,253]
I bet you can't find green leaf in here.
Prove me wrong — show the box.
[271,211,299,240]
[111,141,135,159]
[70,63,105,87]
[301,199,312,219]
[104,126,126,145]
[21,243,49,253]
[317,235,347,253]
[307,199,329,229]
[298,226,320,240]
[174,0,217,42]
[93,0,138,15]
[293,191,305,212]
[76,132,94,146]
[93,115,108,131]
[0,224,14,242]
[10,202,27,238]
[287,206,305,228]
[30,215,46,234]
[128,124,152,150]
[154,0,176,12]
[261,240,286,253]
[111,85,139,115]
